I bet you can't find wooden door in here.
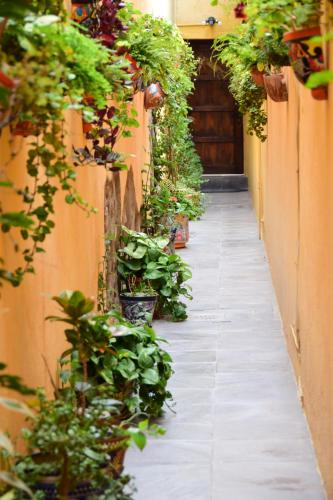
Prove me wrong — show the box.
[189,40,243,175]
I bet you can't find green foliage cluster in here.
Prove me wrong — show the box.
[212,0,322,141]
[118,227,192,322]
[50,290,173,418]
[0,4,133,287]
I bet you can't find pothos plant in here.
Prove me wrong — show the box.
[48,290,173,418]
[118,227,192,321]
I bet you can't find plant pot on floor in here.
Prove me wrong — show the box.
[174,214,189,249]
[119,293,158,325]
[283,26,327,100]
[263,73,288,102]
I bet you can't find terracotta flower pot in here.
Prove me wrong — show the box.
[263,73,288,102]
[144,82,166,110]
[174,214,189,249]
[251,68,265,87]
[11,121,39,137]
[82,120,93,134]
[283,26,327,100]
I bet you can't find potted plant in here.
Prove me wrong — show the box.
[263,71,289,102]
[12,391,138,499]
[282,0,326,99]
[118,227,192,321]
[49,290,174,418]
[119,282,158,326]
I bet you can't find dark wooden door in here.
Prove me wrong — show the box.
[189,40,243,175]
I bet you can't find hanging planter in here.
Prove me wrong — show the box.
[82,120,93,134]
[71,1,94,24]
[283,26,327,100]
[263,73,288,102]
[250,68,266,87]
[10,120,39,137]
[144,82,166,110]
[174,214,189,249]
[119,293,158,326]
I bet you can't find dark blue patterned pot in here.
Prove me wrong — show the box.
[33,479,104,499]
[120,293,158,326]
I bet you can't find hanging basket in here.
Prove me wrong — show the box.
[144,82,166,110]
[263,73,288,102]
[283,26,327,100]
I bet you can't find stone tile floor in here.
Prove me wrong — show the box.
[125,193,326,500]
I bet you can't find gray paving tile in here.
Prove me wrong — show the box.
[126,193,326,500]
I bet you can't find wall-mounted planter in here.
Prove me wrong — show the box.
[11,121,39,137]
[251,68,266,87]
[71,2,93,24]
[283,26,327,100]
[263,73,288,102]
[82,120,93,134]
[120,293,158,326]
[144,82,166,110]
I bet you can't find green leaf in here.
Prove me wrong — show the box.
[0,212,34,229]
[0,472,33,497]
[142,368,159,385]
[0,432,14,454]
[129,430,146,450]
[0,397,35,419]
[138,350,154,369]
[306,70,333,89]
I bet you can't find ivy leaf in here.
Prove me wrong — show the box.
[0,212,34,229]
[0,472,33,498]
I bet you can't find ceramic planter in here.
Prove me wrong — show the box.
[11,121,39,137]
[263,73,288,102]
[71,2,93,24]
[283,26,327,100]
[251,68,266,87]
[119,293,158,325]
[34,479,105,499]
[144,82,165,110]
[82,120,93,134]
[174,214,189,249]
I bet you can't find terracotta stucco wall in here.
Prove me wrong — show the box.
[0,0,151,436]
[247,59,333,500]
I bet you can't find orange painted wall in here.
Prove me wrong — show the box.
[247,45,333,500]
[0,0,151,436]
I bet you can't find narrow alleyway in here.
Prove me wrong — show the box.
[126,193,326,500]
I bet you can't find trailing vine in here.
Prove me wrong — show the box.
[0,3,134,287]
